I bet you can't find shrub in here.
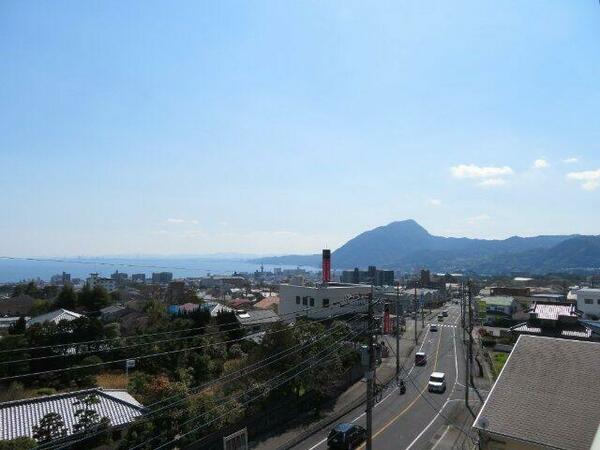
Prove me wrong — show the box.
[36,388,57,397]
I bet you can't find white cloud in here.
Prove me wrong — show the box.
[466,214,491,225]
[566,169,600,191]
[478,178,506,187]
[533,159,549,169]
[450,164,513,187]
[167,218,199,225]
[428,199,442,206]
[450,164,514,179]
[562,157,579,164]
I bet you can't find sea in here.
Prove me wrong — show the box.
[0,257,317,283]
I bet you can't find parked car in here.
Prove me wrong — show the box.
[415,351,427,366]
[428,372,446,393]
[327,423,367,449]
[430,324,438,332]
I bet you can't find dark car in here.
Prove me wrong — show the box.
[327,423,367,449]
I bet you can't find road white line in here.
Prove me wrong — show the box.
[404,323,460,450]
[431,425,450,450]
[306,323,434,450]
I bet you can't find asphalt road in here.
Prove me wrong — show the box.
[290,304,477,450]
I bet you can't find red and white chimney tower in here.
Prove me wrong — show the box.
[322,249,331,284]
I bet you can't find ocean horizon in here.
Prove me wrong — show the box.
[0,257,318,283]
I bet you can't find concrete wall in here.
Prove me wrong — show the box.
[279,283,371,322]
[576,289,600,319]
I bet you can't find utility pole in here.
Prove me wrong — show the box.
[421,291,425,328]
[464,280,469,408]
[366,286,375,450]
[414,284,418,344]
[395,281,400,379]
[461,282,466,343]
[468,280,474,387]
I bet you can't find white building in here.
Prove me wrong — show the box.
[576,288,600,320]
[279,282,371,322]
[87,273,116,292]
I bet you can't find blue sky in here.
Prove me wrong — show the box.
[1,1,599,256]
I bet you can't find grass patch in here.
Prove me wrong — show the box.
[491,352,508,379]
[96,372,129,389]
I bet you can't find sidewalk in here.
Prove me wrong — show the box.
[252,310,439,450]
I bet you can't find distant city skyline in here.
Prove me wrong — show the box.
[1,1,599,257]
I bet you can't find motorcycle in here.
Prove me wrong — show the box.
[398,379,406,395]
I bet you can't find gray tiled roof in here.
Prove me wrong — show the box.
[236,309,280,326]
[27,309,83,326]
[474,335,600,450]
[0,388,144,441]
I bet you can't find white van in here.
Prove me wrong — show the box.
[428,372,446,393]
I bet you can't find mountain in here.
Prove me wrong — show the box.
[251,220,600,274]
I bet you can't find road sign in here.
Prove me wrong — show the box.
[126,359,136,369]
[223,428,248,450]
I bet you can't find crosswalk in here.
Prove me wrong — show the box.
[427,323,458,328]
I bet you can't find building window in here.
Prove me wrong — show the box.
[597,299,600,305]
[585,299,593,305]
[302,297,308,306]
[296,296,300,305]
[309,297,315,307]
[323,298,330,308]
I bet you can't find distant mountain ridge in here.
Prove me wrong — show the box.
[250,220,600,274]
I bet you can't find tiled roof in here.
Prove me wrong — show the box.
[474,335,600,450]
[531,302,577,320]
[0,388,145,441]
[511,322,592,339]
[27,309,83,326]
[254,296,280,310]
[481,296,514,307]
[236,309,280,326]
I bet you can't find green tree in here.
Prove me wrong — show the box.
[32,412,67,443]
[0,437,37,450]
[72,393,111,433]
[28,299,50,316]
[55,285,77,309]
[78,284,111,311]
[12,282,41,298]
[0,381,24,402]
[8,316,27,335]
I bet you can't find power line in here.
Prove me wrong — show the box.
[40,325,367,450]
[0,299,369,381]
[34,315,366,450]
[146,328,366,450]
[0,301,363,366]
[0,295,367,356]
[386,342,477,444]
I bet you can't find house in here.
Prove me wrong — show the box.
[235,309,280,333]
[99,304,127,320]
[474,335,600,450]
[479,296,516,325]
[27,309,83,327]
[0,294,36,316]
[229,298,252,309]
[254,296,280,313]
[511,302,596,341]
[167,303,201,315]
[200,301,233,317]
[0,388,144,442]
[575,288,600,320]
[0,316,30,330]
